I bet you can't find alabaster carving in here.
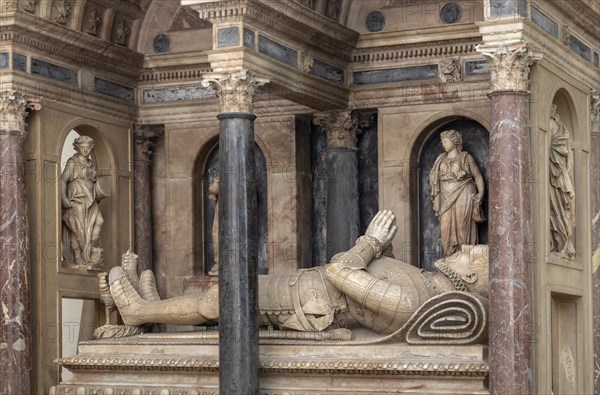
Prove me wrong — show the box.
[55,0,71,24]
[95,250,144,339]
[22,0,37,13]
[429,130,485,257]
[476,40,542,92]
[324,0,341,21]
[0,91,41,133]
[61,135,108,270]
[104,211,489,344]
[87,8,102,36]
[201,69,269,113]
[438,57,462,83]
[549,106,576,258]
[313,110,359,149]
[208,177,220,276]
[300,49,314,74]
[115,19,131,46]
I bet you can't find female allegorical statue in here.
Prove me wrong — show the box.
[429,130,485,257]
[61,135,106,270]
[549,105,575,258]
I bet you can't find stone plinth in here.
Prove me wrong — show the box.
[52,333,489,394]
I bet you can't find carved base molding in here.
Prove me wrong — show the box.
[52,333,489,394]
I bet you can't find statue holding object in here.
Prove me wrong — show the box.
[61,135,108,270]
[429,130,485,257]
[101,210,489,344]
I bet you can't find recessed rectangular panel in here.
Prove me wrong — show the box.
[258,35,298,68]
[0,53,7,69]
[217,27,240,47]
[143,86,215,103]
[531,7,559,39]
[94,78,134,103]
[568,36,591,63]
[353,64,438,85]
[243,28,255,49]
[31,58,78,85]
[465,60,490,76]
[551,296,581,394]
[312,59,344,85]
[12,53,27,72]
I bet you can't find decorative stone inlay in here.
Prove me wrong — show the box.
[201,69,269,113]
[0,91,41,133]
[153,33,171,53]
[440,3,461,24]
[476,40,542,93]
[313,110,359,149]
[365,11,385,32]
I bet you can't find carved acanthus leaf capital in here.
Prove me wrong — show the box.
[202,69,269,114]
[592,90,600,135]
[0,91,41,135]
[133,125,164,162]
[313,110,360,149]
[476,40,542,93]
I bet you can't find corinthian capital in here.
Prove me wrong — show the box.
[592,90,600,135]
[476,40,542,93]
[201,69,269,114]
[0,91,41,135]
[313,110,360,149]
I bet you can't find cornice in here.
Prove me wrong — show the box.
[351,39,481,65]
[0,22,143,81]
[56,354,488,376]
[140,64,212,84]
[184,0,359,61]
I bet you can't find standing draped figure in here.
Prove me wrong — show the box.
[549,106,575,258]
[62,135,106,270]
[429,130,485,257]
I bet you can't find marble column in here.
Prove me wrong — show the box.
[476,40,541,395]
[313,111,360,261]
[133,125,162,274]
[0,91,40,395]
[202,69,269,394]
[591,91,600,394]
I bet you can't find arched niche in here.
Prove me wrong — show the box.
[416,118,489,271]
[58,124,117,272]
[193,140,269,276]
[548,89,578,259]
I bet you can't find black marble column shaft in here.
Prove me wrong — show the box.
[0,131,31,395]
[217,113,259,394]
[133,142,154,273]
[326,147,360,260]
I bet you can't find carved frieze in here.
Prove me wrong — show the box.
[201,69,269,113]
[0,91,41,134]
[313,110,359,149]
[476,40,542,93]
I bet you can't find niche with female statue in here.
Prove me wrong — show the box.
[194,142,269,276]
[548,91,577,260]
[59,127,115,272]
[418,119,489,270]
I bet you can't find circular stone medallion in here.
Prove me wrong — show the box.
[366,11,385,32]
[440,3,462,24]
[153,33,171,53]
